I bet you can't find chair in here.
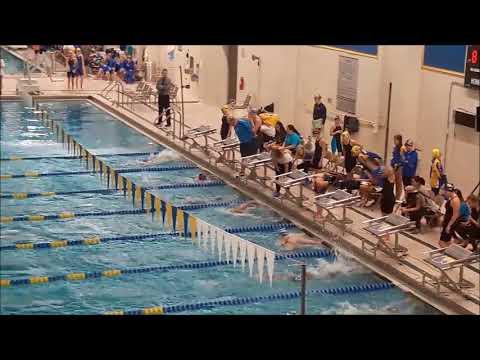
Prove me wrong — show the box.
[422,244,479,294]
[228,94,252,110]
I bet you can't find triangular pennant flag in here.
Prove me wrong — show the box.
[172,206,178,232]
[179,210,187,236]
[265,250,275,287]
[217,229,224,261]
[126,179,132,201]
[106,166,111,188]
[247,242,256,278]
[256,246,266,284]
[239,239,247,272]
[118,175,125,196]
[210,226,216,255]
[145,191,152,211]
[223,232,231,263]
[202,220,209,250]
[231,236,239,267]
[154,196,161,222]
[166,203,173,229]
[112,170,117,190]
[189,215,197,242]
[197,219,204,248]
[160,199,167,225]
[135,186,143,208]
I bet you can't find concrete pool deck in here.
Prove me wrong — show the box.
[1,74,479,315]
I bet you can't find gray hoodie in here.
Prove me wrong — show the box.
[156,76,173,96]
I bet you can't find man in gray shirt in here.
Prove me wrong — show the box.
[155,68,173,127]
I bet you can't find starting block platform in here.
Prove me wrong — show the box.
[362,214,415,260]
[314,189,361,231]
[273,170,314,206]
[184,126,216,154]
[213,138,240,168]
[241,152,273,185]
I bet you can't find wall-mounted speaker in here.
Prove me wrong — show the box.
[454,109,476,129]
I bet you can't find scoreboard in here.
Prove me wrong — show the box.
[465,45,480,88]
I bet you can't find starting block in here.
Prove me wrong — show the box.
[184,125,216,154]
[362,213,415,259]
[314,190,361,231]
[241,152,273,185]
[213,138,240,168]
[273,170,314,206]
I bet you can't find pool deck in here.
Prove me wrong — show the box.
[1,74,479,315]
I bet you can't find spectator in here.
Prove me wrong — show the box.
[341,131,361,175]
[155,69,173,128]
[312,95,327,136]
[74,48,86,90]
[273,121,287,145]
[312,134,327,169]
[400,186,425,234]
[296,136,315,172]
[381,166,396,215]
[391,134,404,200]
[271,145,293,198]
[65,53,78,90]
[329,115,343,155]
[430,148,446,196]
[439,184,462,248]
[227,117,257,176]
[283,124,302,155]
[220,105,232,161]
[400,139,418,187]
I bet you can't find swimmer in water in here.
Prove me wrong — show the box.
[277,228,323,251]
[197,173,208,181]
[229,200,257,213]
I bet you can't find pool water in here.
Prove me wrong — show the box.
[0,100,441,315]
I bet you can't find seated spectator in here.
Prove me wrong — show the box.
[273,121,287,145]
[412,175,442,227]
[97,53,116,81]
[312,135,327,170]
[283,124,302,155]
[400,186,425,234]
[296,136,316,172]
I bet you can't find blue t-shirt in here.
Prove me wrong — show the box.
[284,133,301,149]
[234,119,254,144]
[460,202,471,221]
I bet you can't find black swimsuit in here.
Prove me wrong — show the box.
[381,178,395,214]
[343,143,357,173]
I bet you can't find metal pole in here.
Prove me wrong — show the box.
[179,66,186,139]
[383,82,392,165]
[300,263,306,315]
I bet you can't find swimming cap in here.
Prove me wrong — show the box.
[432,148,441,159]
[443,183,455,192]
[351,145,362,157]
[221,105,230,111]
[341,131,350,144]
[248,108,258,116]
[405,139,414,147]
[279,229,288,236]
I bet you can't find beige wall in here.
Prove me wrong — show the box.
[236,45,479,193]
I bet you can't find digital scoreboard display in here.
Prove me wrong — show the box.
[465,45,480,88]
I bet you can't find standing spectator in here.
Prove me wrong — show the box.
[341,131,361,175]
[312,134,327,169]
[155,69,173,128]
[401,186,425,233]
[227,117,257,176]
[247,108,262,152]
[65,53,78,90]
[283,124,302,155]
[401,139,418,187]
[220,105,232,161]
[271,145,293,198]
[74,48,86,90]
[329,116,343,155]
[381,166,396,215]
[391,134,404,200]
[0,54,5,95]
[312,95,327,136]
[439,184,462,247]
[430,148,446,196]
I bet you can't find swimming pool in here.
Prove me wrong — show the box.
[0,100,441,315]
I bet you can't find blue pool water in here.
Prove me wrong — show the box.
[0,100,441,315]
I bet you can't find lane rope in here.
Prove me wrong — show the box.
[0,152,161,161]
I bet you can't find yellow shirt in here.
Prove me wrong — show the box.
[430,158,442,188]
[259,113,279,127]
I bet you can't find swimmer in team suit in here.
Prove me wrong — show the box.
[341,131,361,175]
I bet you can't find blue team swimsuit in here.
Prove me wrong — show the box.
[75,55,84,76]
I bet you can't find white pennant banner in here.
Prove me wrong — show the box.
[231,235,239,267]
[217,228,224,261]
[224,234,231,263]
[247,242,256,278]
[265,250,276,287]
[197,219,204,248]
[202,220,209,251]
[210,225,216,255]
[256,246,266,284]
[239,238,247,272]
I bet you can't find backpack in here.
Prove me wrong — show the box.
[344,116,359,133]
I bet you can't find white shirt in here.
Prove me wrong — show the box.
[0,59,5,76]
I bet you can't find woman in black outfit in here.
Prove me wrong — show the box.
[274,121,287,145]
[220,105,230,140]
[341,131,360,174]
[381,166,396,215]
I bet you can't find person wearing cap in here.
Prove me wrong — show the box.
[430,148,445,196]
[341,131,361,175]
[277,229,323,251]
[439,184,462,247]
[400,139,418,187]
[227,116,257,176]
[400,185,425,233]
